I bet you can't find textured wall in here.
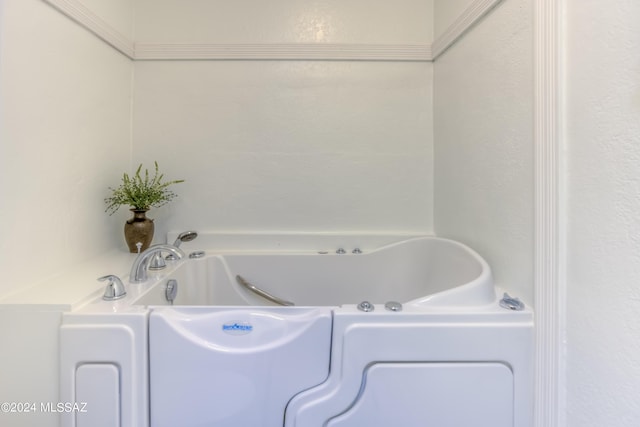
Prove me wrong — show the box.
[433,0,533,304]
[133,60,433,238]
[565,0,640,425]
[0,1,133,426]
[0,0,133,297]
[134,0,433,44]
[132,0,435,238]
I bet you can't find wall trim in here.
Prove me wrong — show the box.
[43,0,134,58]
[432,0,504,59]
[0,0,4,63]
[534,0,564,426]
[43,0,501,62]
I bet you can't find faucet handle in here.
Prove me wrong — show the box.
[149,253,167,270]
[98,275,127,301]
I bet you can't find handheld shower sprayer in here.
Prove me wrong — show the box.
[166,231,198,260]
[173,231,198,247]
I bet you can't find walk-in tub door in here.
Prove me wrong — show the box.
[326,362,514,427]
[149,307,332,427]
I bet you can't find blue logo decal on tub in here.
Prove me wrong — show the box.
[222,321,253,335]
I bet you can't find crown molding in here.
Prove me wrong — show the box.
[432,0,504,60]
[43,0,134,58]
[134,42,432,61]
[43,0,502,62]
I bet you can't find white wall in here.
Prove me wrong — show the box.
[133,61,433,238]
[0,1,133,425]
[433,0,534,304]
[565,0,640,425]
[132,0,435,240]
[0,0,133,298]
[134,0,433,44]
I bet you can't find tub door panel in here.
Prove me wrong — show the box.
[149,307,332,427]
[326,362,514,427]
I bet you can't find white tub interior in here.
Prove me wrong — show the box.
[132,236,495,308]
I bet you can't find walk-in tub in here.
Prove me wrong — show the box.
[60,234,533,427]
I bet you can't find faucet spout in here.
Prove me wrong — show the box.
[129,244,185,283]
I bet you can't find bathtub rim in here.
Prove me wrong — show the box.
[153,236,494,308]
[79,234,498,312]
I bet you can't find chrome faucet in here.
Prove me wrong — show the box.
[99,275,127,300]
[129,244,185,283]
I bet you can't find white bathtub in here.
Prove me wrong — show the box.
[133,236,494,308]
[59,234,533,427]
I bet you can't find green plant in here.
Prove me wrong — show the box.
[105,162,184,215]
